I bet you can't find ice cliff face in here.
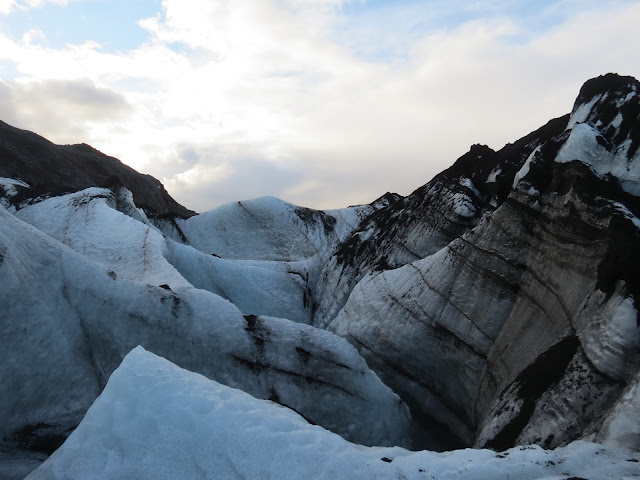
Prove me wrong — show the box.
[1,73,640,478]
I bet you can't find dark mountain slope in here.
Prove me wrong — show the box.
[0,120,194,218]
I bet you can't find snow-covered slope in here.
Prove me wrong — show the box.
[559,74,640,195]
[15,188,192,290]
[27,348,640,480]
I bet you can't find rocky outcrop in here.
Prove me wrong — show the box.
[310,114,570,332]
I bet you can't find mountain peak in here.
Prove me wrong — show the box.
[567,74,640,154]
[573,73,640,109]
[556,73,640,196]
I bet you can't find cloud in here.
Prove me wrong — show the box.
[0,78,131,143]
[1,0,640,211]
[160,143,305,212]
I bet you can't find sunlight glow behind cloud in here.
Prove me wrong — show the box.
[1,0,639,211]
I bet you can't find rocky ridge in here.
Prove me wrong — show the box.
[324,73,640,449]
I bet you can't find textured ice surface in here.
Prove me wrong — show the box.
[27,348,640,480]
[16,188,193,289]
[0,203,411,448]
[574,284,640,380]
[165,239,311,322]
[5,75,640,476]
[451,192,476,217]
[0,177,29,195]
[566,94,604,129]
[555,123,613,169]
[177,196,364,261]
[0,177,29,211]
[597,369,640,451]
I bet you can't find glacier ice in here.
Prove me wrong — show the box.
[0,202,411,449]
[2,73,640,478]
[27,348,640,480]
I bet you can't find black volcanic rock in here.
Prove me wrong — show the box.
[0,120,194,218]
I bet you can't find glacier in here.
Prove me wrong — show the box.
[1,73,640,478]
[0,198,411,451]
[26,348,640,480]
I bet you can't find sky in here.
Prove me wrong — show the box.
[1,0,639,212]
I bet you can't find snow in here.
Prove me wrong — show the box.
[486,168,501,183]
[0,177,29,194]
[555,122,640,196]
[618,89,638,107]
[566,93,604,129]
[574,283,640,380]
[597,369,640,451]
[612,112,624,129]
[555,123,612,167]
[451,192,476,217]
[458,177,480,197]
[0,205,103,440]
[28,347,640,480]
[14,187,321,324]
[512,146,540,188]
[11,187,327,324]
[165,239,310,323]
[177,196,355,261]
[609,201,640,230]
[0,177,29,210]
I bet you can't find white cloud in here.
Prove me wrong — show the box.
[1,0,640,211]
[0,1,18,15]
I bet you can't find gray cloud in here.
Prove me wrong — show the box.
[1,78,131,144]
[152,143,305,213]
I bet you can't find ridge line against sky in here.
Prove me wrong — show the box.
[0,0,639,212]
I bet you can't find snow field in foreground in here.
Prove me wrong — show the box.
[29,348,640,480]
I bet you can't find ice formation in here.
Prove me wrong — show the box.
[27,348,640,480]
